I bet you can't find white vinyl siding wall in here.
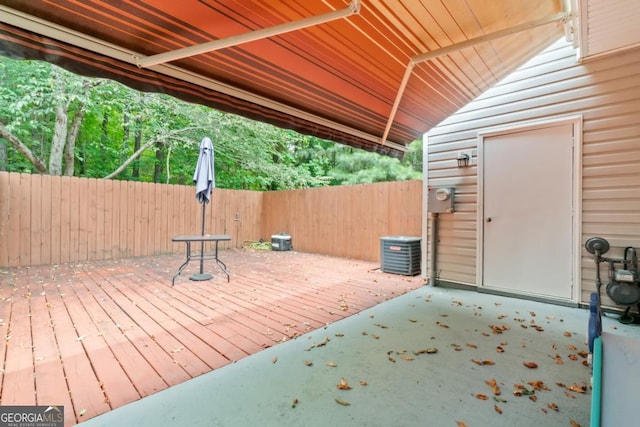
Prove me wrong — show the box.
[579,0,640,59]
[425,38,640,307]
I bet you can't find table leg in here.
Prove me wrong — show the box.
[172,241,192,286]
[214,241,230,282]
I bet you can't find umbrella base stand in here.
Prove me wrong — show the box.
[190,273,213,281]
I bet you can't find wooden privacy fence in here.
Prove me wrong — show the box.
[0,172,422,268]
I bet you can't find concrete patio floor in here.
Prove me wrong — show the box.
[78,285,640,427]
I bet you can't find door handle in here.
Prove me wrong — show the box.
[486,217,492,222]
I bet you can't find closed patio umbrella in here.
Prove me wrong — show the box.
[191,136,215,281]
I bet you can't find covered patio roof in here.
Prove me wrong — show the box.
[0,1,568,157]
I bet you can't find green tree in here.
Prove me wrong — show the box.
[327,146,421,185]
[0,56,421,188]
[0,58,101,175]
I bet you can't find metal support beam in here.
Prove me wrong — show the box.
[412,12,567,65]
[136,0,361,68]
[381,12,567,145]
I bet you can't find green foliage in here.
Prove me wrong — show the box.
[0,56,421,188]
[327,145,421,185]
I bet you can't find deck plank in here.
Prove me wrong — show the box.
[71,271,168,398]
[1,276,36,406]
[41,281,110,425]
[0,249,423,425]
[30,285,74,410]
[57,271,140,412]
[113,280,231,370]
[83,270,193,387]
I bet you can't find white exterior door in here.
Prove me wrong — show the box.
[481,123,574,300]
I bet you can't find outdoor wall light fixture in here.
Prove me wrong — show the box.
[456,152,470,168]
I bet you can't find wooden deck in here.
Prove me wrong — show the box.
[0,249,423,426]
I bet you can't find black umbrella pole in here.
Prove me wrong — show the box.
[190,202,211,281]
[200,202,206,274]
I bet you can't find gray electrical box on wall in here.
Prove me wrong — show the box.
[427,187,455,213]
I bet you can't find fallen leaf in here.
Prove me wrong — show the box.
[334,333,344,337]
[316,337,330,347]
[475,394,489,400]
[401,355,415,361]
[326,361,337,367]
[292,398,298,408]
[570,420,581,427]
[335,398,350,406]
[359,380,368,386]
[528,380,550,391]
[426,348,438,354]
[493,397,507,403]
[547,403,559,412]
[513,385,535,396]
[466,343,478,349]
[496,346,504,353]
[456,422,468,427]
[372,334,380,339]
[388,356,396,363]
[529,395,537,401]
[523,361,538,369]
[489,324,510,334]
[568,383,587,394]
[494,405,503,414]
[564,331,573,337]
[304,360,313,366]
[337,377,352,390]
[409,318,417,323]
[272,356,278,364]
[79,409,87,417]
[565,391,576,399]
[471,358,494,365]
